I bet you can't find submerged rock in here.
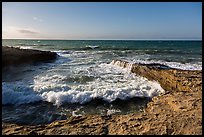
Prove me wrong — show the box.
[2,46,57,68]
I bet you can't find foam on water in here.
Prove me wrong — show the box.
[19,46,33,49]
[2,49,201,106]
[122,58,202,70]
[2,40,202,122]
[107,109,121,115]
[72,108,83,116]
[75,49,200,71]
[2,81,42,105]
[38,72,164,106]
[57,50,202,71]
[2,62,165,106]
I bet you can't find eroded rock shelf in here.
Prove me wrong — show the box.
[2,46,57,68]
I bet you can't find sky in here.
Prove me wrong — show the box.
[2,2,202,40]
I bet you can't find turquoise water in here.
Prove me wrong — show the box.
[2,39,202,125]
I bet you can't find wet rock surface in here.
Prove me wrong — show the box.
[2,46,57,68]
[2,59,202,135]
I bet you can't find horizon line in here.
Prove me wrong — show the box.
[2,38,202,41]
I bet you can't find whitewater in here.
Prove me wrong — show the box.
[2,40,202,125]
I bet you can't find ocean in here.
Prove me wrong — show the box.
[2,39,202,125]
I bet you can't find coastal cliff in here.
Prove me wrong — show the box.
[2,59,202,135]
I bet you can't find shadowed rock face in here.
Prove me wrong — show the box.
[2,59,202,135]
[2,46,57,68]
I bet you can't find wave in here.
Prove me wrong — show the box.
[127,59,202,70]
[55,50,202,71]
[2,81,42,105]
[85,45,100,49]
[2,46,201,107]
[2,63,165,106]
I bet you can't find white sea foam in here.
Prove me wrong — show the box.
[122,58,202,70]
[107,109,121,115]
[34,62,165,106]
[2,81,42,105]
[72,108,83,116]
[85,45,100,49]
[2,62,165,106]
[3,49,201,106]
[19,46,33,49]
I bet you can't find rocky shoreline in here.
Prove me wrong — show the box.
[2,46,57,68]
[2,58,202,135]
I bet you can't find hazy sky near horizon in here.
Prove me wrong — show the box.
[2,2,202,40]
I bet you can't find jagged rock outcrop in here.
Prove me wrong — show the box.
[2,59,202,135]
[2,46,57,68]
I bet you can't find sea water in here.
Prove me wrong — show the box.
[2,39,202,125]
